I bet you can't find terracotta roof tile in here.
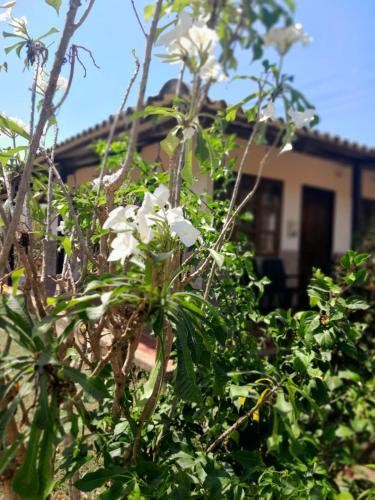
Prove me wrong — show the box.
[56,80,375,161]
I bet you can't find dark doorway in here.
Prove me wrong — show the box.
[299,186,335,300]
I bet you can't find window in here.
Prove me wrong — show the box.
[231,175,283,256]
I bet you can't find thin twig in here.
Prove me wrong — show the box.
[184,127,283,286]
[93,51,140,206]
[0,0,94,275]
[106,0,163,196]
[74,0,96,29]
[130,0,147,38]
[40,149,95,269]
[206,385,279,453]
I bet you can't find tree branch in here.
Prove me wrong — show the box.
[106,0,163,196]
[0,0,93,275]
[74,0,96,29]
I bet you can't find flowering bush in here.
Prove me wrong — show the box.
[0,1,373,499]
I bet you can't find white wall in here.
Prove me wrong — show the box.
[234,142,353,255]
[66,142,375,260]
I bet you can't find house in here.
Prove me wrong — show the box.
[55,80,375,304]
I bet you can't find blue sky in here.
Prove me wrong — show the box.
[1,0,375,147]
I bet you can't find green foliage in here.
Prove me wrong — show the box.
[1,1,373,498]
[44,0,61,14]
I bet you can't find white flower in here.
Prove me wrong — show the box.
[280,142,293,154]
[104,184,201,263]
[199,56,225,82]
[0,7,12,22]
[138,184,170,218]
[165,206,184,225]
[57,75,68,91]
[259,101,276,122]
[170,219,201,247]
[289,108,315,128]
[156,11,193,47]
[186,23,218,54]
[158,10,221,73]
[263,23,311,55]
[36,67,68,94]
[57,220,65,234]
[136,212,154,243]
[36,68,49,93]
[103,205,137,231]
[93,171,121,188]
[9,15,27,36]
[153,184,170,207]
[138,191,158,216]
[108,232,140,264]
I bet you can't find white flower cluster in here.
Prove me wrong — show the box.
[92,171,121,188]
[264,23,311,55]
[257,100,315,155]
[36,67,68,94]
[289,108,315,128]
[259,100,315,129]
[0,3,28,37]
[0,7,12,23]
[157,11,225,82]
[103,184,201,264]
[9,15,27,36]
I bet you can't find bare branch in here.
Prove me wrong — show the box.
[47,157,96,265]
[0,0,93,275]
[74,0,96,29]
[94,51,140,202]
[130,0,147,38]
[106,0,163,196]
[184,127,283,286]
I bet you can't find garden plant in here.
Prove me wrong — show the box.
[0,0,374,498]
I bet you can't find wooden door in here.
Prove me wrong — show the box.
[299,186,335,293]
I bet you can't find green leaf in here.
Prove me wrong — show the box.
[344,296,369,310]
[136,342,163,408]
[11,267,24,296]
[0,295,36,352]
[0,145,28,167]
[335,493,354,500]
[335,425,354,439]
[173,310,202,403]
[160,132,180,158]
[37,427,56,498]
[209,249,225,269]
[0,398,19,444]
[37,26,59,41]
[0,113,30,140]
[12,411,43,499]
[44,0,61,14]
[60,366,109,402]
[316,330,335,349]
[0,433,24,475]
[195,129,210,164]
[61,236,72,256]
[144,4,155,21]
[75,467,126,492]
